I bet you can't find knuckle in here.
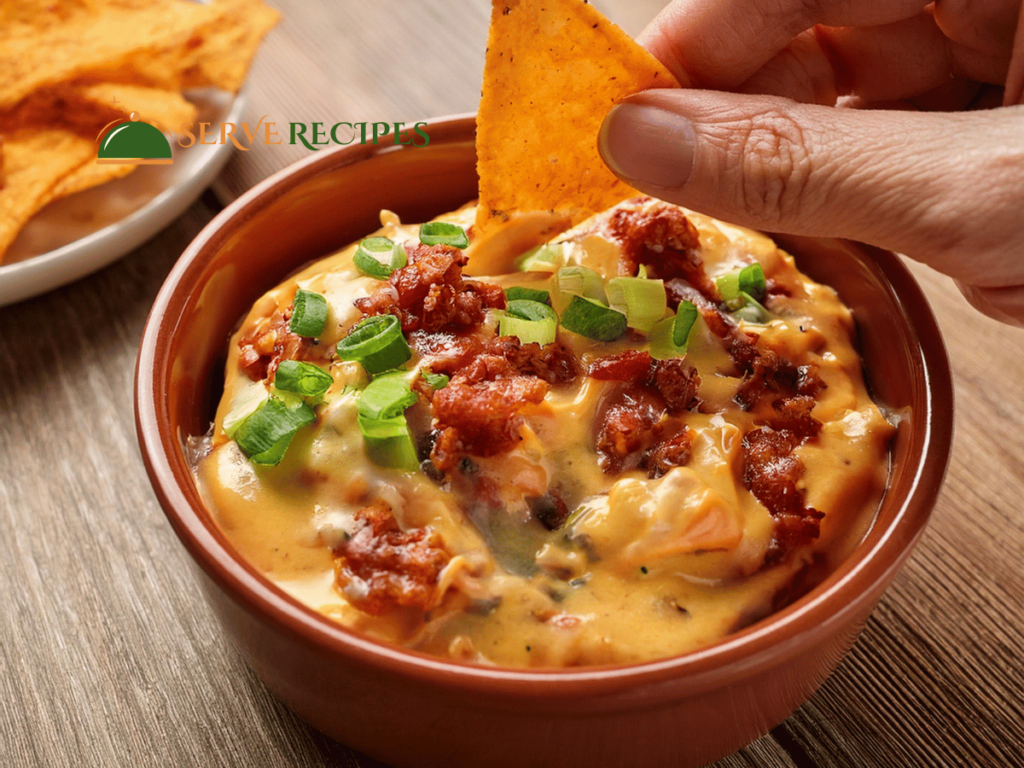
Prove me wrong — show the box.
[727,109,814,228]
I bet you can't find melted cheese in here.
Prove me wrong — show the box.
[195,201,894,667]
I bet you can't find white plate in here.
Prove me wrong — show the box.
[0,88,244,308]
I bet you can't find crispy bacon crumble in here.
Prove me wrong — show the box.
[333,502,451,615]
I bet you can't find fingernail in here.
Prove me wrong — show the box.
[599,103,696,188]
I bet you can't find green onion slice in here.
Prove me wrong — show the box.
[650,301,699,360]
[358,415,419,471]
[738,263,766,301]
[357,372,418,421]
[732,292,771,324]
[273,360,333,399]
[498,299,559,345]
[419,221,469,249]
[335,315,411,375]
[354,236,407,279]
[222,385,269,440]
[422,371,449,390]
[717,263,767,310]
[606,275,667,334]
[551,266,606,313]
[560,295,627,342]
[515,243,564,273]
[289,289,328,338]
[716,271,742,309]
[497,312,557,346]
[505,286,551,304]
[506,299,558,323]
[234,398,316,466]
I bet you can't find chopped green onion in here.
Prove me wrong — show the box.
[354,236,407,279]
[606,275,667,333]
[560,295,627,341]
[551,266,606,313]
[234,398,316,466]
[357,372,418,421]
[422,371,449,390]
[498,299,559,345]
[358,415,419,471]
[222,384,270,439]
[498,313,557,346]
[650,301,699,360]
[273,360,333,399]
[505,286,550,304]
[515,243,564,272]
[506,299,558,323]
[335,315,411,375]
[739,263,766,301]
[717,263,766,310]
[289,289,328,338]
[733,292,771,324]
[716,271,742,309]
[419,221,469,249]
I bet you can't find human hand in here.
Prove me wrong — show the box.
[598,0,1024,326]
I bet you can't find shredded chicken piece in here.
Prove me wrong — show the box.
[333,502,451,615]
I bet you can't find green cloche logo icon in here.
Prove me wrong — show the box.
[96,113,173,165]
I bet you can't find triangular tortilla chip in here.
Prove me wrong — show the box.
[475,0,679,235]
[0,0,279,109]
[0,130,94,262]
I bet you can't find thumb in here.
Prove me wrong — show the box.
[598,90,1024,290]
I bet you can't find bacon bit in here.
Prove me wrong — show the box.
[587,350,652,382]
[487,336,580,385]
[430,372,548,471]
[648,358,701,415]
[526,491,570,530]
[594,388,664,473]
[742,427,824,565]
[589,354,701,473]
[408,330,485,374]
[605,200,719,301]
[768,395,821,440]
[238,307,323,382]
[730,335,824,410]
[332,502,451,615]
[354,243,505,333]
[640,428,694,479]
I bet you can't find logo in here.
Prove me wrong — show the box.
[95,112,174,165]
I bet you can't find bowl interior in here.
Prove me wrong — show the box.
[137,115,953,687]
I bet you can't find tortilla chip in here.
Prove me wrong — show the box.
[475,0,679,234]
[0,130,94,262]
[41,85,197,204]
[80,83,197,135]
[0,0,279,109]
[44,161,137,205]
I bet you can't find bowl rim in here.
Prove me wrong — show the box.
[135,113,954,700]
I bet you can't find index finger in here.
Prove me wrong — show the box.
[640,0,931,89]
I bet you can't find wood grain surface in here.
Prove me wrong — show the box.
[2,1,1023,766]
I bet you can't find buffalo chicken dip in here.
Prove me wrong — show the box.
[194,198,894,667]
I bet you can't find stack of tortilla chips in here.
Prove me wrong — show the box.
[0,0,280,263]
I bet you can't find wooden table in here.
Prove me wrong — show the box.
[2,1,1023,765]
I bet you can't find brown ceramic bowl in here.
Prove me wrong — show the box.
[135,115,953,768]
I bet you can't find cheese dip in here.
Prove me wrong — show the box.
[195,198,894,667]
